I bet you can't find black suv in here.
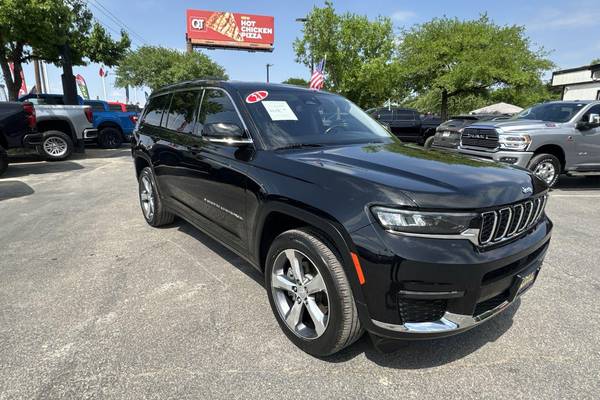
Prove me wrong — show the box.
[132,81,552,356]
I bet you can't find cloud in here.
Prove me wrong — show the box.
[526,8,600,31]
[391,10,416,22]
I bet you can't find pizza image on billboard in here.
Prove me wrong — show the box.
[186,9,275,52]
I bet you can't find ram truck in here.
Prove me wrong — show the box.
[458,101,600,187]
[132,81,552,356]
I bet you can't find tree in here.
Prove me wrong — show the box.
[396,15,554,120]
[293,1,403,108]
[0,0,130,101]
[591,58,600,65]
[115,46,227,91]
[282,77,309,87]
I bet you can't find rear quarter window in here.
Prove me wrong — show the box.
[142,94,170,127]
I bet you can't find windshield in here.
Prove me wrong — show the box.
[514,102,586,123]
[242,88,393,149]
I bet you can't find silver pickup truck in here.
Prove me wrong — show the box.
[458,100,600,187]
[22,99,97,161]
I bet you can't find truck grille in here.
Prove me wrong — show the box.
[398,298,447,323]
[461,128,498,149]
[479,195,547,246]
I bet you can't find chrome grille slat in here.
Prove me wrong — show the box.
[477,195,547,247]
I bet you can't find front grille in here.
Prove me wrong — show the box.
[479,195,547,246]
[398,298,447,323]
[461,128,499,149]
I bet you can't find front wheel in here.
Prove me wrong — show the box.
[37,131,73,161]
[265,229,362,357]
[528,153,561,187]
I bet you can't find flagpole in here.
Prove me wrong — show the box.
[102,74,107,101]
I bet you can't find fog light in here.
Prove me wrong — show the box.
[500,157,518,164]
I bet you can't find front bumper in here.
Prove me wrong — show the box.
[83,128,99,140]
[458,147,533,168]
[351,216,552,340]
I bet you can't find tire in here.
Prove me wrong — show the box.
[98,127,123,149]
[0,145,8,176]
[424,136,434,149]
[138,166,174,227]
[528,153,561,187]
[36,131,73,161]
[265,228,363,357]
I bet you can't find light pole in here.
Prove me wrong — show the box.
[295,17,313,73]
[266,63,274,83]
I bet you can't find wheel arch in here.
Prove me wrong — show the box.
[98,121,123,133]
[134,153,152,178]
[532,144,566,172]
[36,118,76,141]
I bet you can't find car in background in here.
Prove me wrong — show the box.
[367,107,441,145]
[458,101,600,187]
[0,101,38,176]
[17,94,96,159]
[83,100,138,148]
[430,114,512,150]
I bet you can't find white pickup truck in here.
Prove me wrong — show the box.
[20,99,98,160]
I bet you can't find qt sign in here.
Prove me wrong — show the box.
[190,18,206,31]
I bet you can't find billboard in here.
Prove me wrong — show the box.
[186,9,274,52]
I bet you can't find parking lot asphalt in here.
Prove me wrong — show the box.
[1,148,599,399]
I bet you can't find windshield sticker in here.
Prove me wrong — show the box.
[246,91,269,103]
[262,101,298,121]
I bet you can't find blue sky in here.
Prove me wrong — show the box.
[13,0,600,105]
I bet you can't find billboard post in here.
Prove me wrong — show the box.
[186,9,274,53]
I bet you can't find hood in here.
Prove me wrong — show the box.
[274,142,545,209]
[472,119,563,133]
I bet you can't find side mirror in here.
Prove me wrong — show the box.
[588,113,600,126]
[201,122,252,145]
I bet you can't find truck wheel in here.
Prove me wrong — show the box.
[98,127,123,149]
[424,136,434,149]
[37,131,73,161]
[265,228,363,357]
[138,167,174,227]
[0,146,8,176]
[528,153,561,187]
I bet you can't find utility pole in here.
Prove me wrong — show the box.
[33,59,42,95]
[266,63,274,83]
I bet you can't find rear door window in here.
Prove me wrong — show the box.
[163,90,200,134]
[142,95,170,127]
[395,110,415,121]
[377,109,393,122]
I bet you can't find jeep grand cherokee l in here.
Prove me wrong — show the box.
[131,81,552,357]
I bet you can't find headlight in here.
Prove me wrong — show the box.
[499,134,531,151]
[372,207,477,235]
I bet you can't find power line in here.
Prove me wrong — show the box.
[86,0,149,45]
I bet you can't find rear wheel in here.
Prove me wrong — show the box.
[37,131,73,161]
[265,229,362,357]
[528,153,561,187]
[0,145,8,176]
[138,167,174,227]
[98,127,123,149]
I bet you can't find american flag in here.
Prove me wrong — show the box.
[309,59,325,90]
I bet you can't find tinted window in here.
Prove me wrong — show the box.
[395,110,415,120]
[242,88,392,149]
[377,109,393,121]
[84,101,105,113]
[164,90,200,134]
[196,89,242,135]
[515,103,586,123]
[126,104,141,113]
[142,95,169,127]
[108,104,123,112]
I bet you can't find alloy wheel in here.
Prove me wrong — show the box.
[271,249,329,339]
[140,175,155,220]
[43,137,68,157]
[533,161,556,185]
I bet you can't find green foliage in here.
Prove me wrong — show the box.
[282,77,309,87]
[591,58,600,65]
[0,0,130,99]
[293,1,404,108]
[114,46,227,90]
[396,14,554,119]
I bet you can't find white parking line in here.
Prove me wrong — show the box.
[550,194,600,197]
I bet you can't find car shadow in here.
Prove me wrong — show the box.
[325,299,520,368]
[168,218,520,368]
[76,146,132,160]
[0,180,35,201]
[174,219,265,288]
[1,161,85,179]
[554,176,600,191]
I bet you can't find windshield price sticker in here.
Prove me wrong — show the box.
[262,101,298,121]
[246,91,269,103]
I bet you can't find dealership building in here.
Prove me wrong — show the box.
[551,63,600,101]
